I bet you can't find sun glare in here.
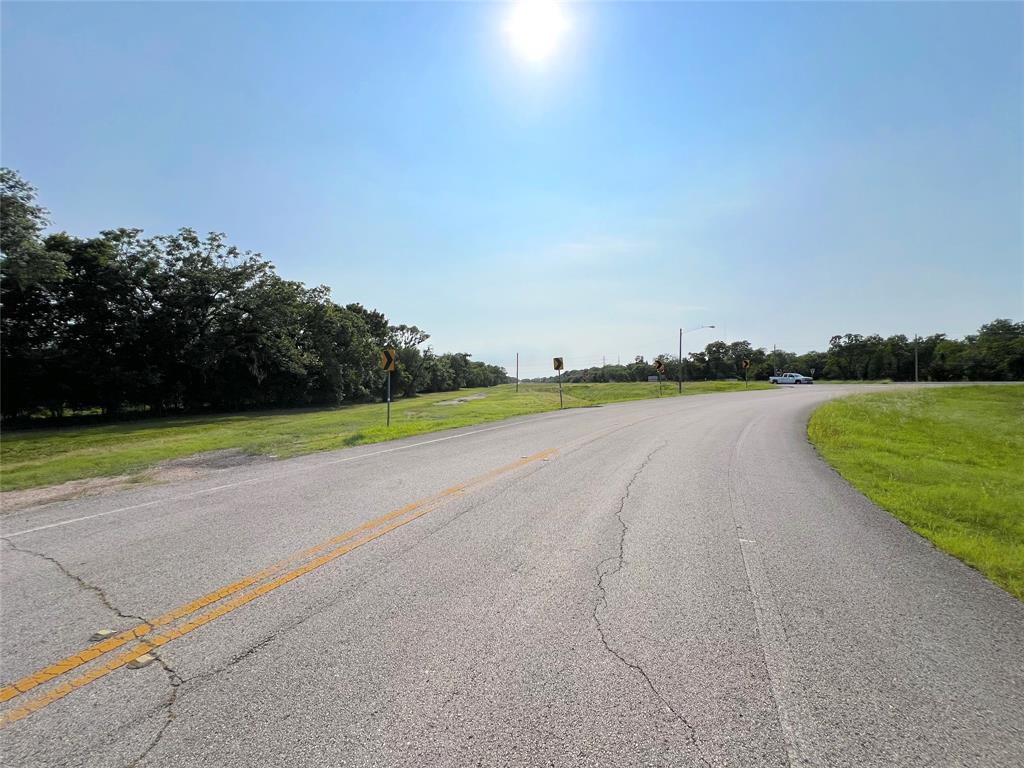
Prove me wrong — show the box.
[504,0,569,66]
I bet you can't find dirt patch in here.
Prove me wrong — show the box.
[435,393,488,406]
[1,474,142,514]
[1,449,271,514]
[152,448,270,472]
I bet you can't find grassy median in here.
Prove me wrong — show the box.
[808,385,1024,599]
[1,380,772,493]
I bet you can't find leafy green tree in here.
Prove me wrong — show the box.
[390,324,429,349]
[966,319,1024,380]
[1,170,68,416]
[929,339,968,381]
[346,303,390,346]
[421,349,453,392]
[0,168,68,290]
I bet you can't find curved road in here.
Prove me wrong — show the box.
[1,385,1022,767]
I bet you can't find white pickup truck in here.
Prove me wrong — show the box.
[769,372,814,385]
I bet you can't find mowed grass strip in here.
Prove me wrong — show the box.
[1,380,772,492]
[808,385,1024,599]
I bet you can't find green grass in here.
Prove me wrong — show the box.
[816,379,893,384]
[808,385,1024,599]
[0,380,772,492]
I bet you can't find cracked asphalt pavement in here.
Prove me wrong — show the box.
[1,385,1022,767]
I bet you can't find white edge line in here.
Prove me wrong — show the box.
[2,411,574,539]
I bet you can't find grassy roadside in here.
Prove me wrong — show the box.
[808,385,1024,599]
[1,380,773,492]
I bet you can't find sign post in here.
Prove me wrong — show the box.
[678,329,683,393]
[380,349,397,426]
[655,358,667,397]
[741,358,751,389]
[553,357,564,409]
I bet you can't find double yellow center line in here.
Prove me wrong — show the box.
[0,447,557,727]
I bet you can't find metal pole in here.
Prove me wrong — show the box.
[516,353,519,393]
[386,370,391,426]
[914,336,919,383]
[558,369,563,409]
[678,328,683,393]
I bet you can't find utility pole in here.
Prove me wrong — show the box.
[914,335,919,383]
[516,353,519,392]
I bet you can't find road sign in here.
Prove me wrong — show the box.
[654,359,667,374]
[379,348,397,426]
[553,358,564,408]
[741,359,751,369]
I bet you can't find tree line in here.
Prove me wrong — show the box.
[1,169,507,421]
[529,322,1023,385]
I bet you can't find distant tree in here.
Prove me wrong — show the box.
[967,319,1024,380]
[422,349,455,392]
[346,303,391,346]
[0,168,68,290]
[929,339,969,381]
[390,324,430,349]
[0,169,69,416]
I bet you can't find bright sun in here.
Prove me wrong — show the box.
[504,0,569,65]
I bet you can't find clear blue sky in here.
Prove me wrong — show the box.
[3,1,1021,377]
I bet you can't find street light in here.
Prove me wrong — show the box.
[678,325,716,393]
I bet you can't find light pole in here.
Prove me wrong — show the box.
[678,324,716,393]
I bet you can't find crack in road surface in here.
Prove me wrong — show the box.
[181,631,286,690]
[1,538,148,624]
[0,537,186,766]
[591,445,712,768]
[127,652,182,768]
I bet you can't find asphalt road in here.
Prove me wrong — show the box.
[1,385,1022,767]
